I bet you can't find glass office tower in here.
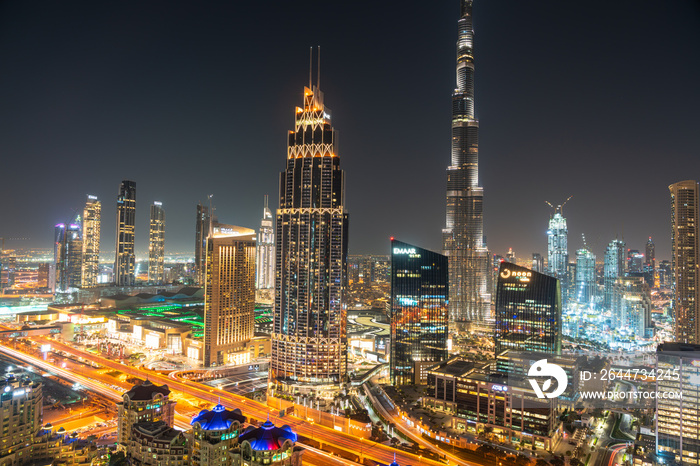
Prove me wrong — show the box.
[271,77,349,392]
[494,262,561,356]
[81,195,101,288]
[390,240,448,386]
[148,201,165,284]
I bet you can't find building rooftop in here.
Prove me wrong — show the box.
[190,404,246,431]
[657,342,700,353]
[427,358,475,377]
[239,419,297,451]
[123,380,170,401]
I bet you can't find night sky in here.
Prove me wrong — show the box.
[1,1,699,261]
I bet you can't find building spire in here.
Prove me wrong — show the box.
[317,46,321,91]
[309,47,313,88]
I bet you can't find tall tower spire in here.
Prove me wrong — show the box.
[443,0,490,323]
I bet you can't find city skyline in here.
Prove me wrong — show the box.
[1,1,699,261]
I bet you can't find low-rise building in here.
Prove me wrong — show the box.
[129,421,188,466]
[117,380,176,446]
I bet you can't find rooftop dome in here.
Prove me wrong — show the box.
[190,404,245,431]
[239,419,298,451]
[124,380,171,401]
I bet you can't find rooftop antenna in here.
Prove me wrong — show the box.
[317,45,321,90]
[309,47,313,88]
[264,194,268,210]
[582,233,588,251]
[208,194,214,239]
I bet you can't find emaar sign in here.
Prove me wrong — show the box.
[393,247,416,255]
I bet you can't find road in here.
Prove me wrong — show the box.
[2,338,476,466]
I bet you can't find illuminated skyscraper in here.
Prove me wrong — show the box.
[195,201,212,286]
[81,195,101,288]
[532,253,544,273]
[54,221,82,291]
[627,249,644,275]
[494,262,561,356]
[575,248,596,305]
[645,237,656,285]
[115,180,136,286]
[256,195,274,290]
[443,0,490,323]
[204,223,256,367]
[611,276,651,337]
[669,180,700,344]
[604,239,626,310]
[547,202,570,300]
[390,240,448,385]
[149,201,165,284]
[271,70,349,391]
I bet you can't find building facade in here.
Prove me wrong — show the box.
[115,180,136,286]
[117,381,176,446]
[424,359,560,450]
[128,421,188,466]
[0,376,42,466]
[656,343,700,465]
[256,195,274,290]
[149,201,166,284]
[531,253,544,274]
[54,221,83,292]
[390,240,448,385]
[203,223,256,367]
[611,276,652,338]
[195,201,212,286]
[575,248,596,306]
[604,239,626,310]
[494,262,561,357]
[670,181,700,344]
[81,194,101,288]
[443,0,490,324]
[190,404,246,466]
[645,237,656,285]
[547,207,569,300]
[271,77,348,392]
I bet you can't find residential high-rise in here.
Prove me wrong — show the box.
[531,253,544,273]
[611,276,652,337]
[117,380,175,447]
[390,239,448,385]
[669,180,700,344]
[0,376,42,465]
[575,248,596,305]
[195,200,212,286]
[443,0,490,323]
[547,204,569,300]
[256,195,274,290]
[81,194,101,288]
[604,239,626,310]
[115,180,136,286]
[148,201,165,284]
[656,343,700,465]
[54,221,82,291]
[494,262,561,357]
[645,237,656,286]
[505,248,516,264]
[271,71,349,392]
[204,223,256,367]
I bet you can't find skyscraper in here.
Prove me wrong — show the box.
[256,195,274,290]
[546,202,570,300]
[54,221,82,291]
[203,223,256,367]
[149,201,165,284]
[271,71,349,392]
[443,0,490,323]
[627,249,644,275]
[604,239,626,310]
[494,262,561,356]
[115,180,136,286]
[531,253,544,273]
[575,248,596,305]
[669,180,700,344]
[81,195,101,288]
[390,239,448,385]
[611,276,651,337]
[645,237,656,286]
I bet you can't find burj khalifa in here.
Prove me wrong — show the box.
[443,0,491,323]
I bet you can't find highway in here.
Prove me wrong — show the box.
[1,337,477,466]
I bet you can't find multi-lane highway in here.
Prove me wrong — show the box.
[1,337,477,466]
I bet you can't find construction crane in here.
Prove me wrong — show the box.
[545,196,573,216]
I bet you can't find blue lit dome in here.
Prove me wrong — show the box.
[239,419,298,451]
[190,404,245,431]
